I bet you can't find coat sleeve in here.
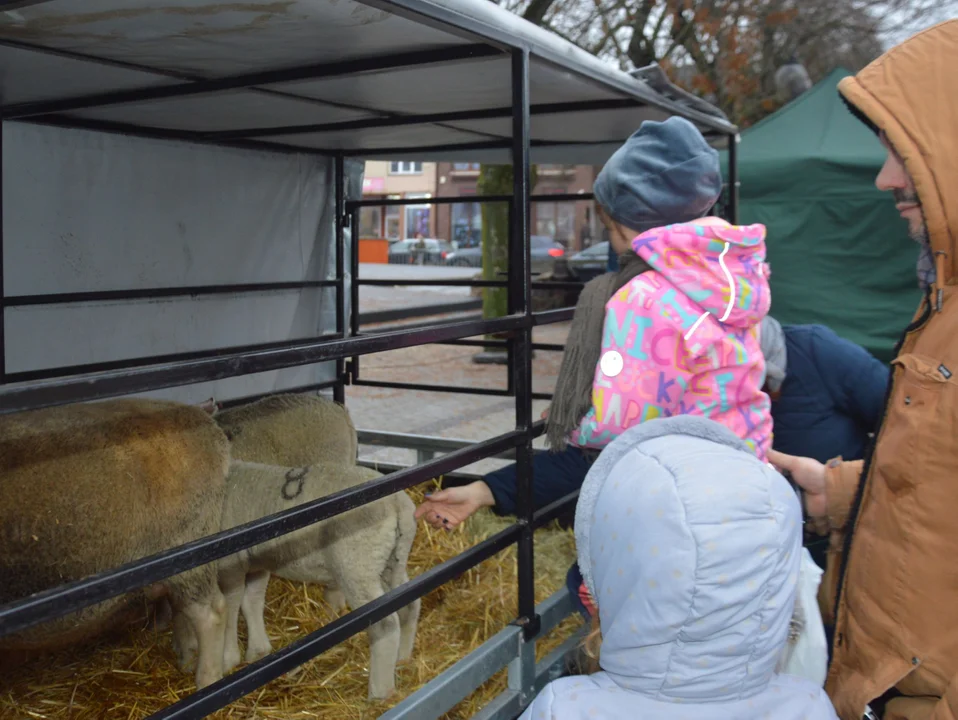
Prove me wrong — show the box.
[810,326,889,432]
[517,682,558,720]
[825,458,864,531]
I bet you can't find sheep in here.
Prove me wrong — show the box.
[172,461,420,700]
[213,392,358,468]
[0,398,232,689]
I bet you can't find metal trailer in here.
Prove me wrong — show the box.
[0,1,739,718]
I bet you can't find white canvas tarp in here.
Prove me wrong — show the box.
[2,121,361,404]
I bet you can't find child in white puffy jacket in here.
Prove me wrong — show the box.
[519,416,838,720]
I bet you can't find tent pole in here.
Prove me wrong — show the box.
[728,132,740,224]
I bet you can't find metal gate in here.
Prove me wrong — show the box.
[0,2,738,717]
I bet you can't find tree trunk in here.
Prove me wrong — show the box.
[473,163,537,363]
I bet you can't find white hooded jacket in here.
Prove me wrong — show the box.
[520,416,837,720]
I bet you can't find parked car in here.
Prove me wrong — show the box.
[444,235,566,275]
[387,238,455,265]
[566,241,610,283]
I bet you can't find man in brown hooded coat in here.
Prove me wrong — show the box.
[769,18,958,720]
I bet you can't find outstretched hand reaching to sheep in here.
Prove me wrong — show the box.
[414,481,496,530]
[415,405,550,531]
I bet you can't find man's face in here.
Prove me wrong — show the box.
[876,131,928,242]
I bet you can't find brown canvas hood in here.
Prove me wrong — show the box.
[838,19,958,287]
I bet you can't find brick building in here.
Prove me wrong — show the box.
[358,160,438,241]
[434,163,600,251]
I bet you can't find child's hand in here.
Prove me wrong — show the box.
[540,406,550,420]
[414,481,496,530]
[767,449,827,519]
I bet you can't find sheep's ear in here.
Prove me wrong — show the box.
[197,398,218,415]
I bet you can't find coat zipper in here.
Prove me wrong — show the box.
[832,289,933,633]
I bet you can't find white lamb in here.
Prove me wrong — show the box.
[173,460,419,700]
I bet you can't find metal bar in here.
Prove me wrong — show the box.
[430,339,565,351]
[380,625,521,720]
[345,192,590,210]
[352,0,736,135]
[358,278,507,287]
[535,586,578,634]
[340,139,511,158]
[525,192,594,203]
[334,154,347,406]
[728,132,740,225]
[531,280,585,290]
[510,48,538,644]
[147,523,522,720]
[0,429,523,638]
[352,378,510,397]
[3,332,341,385]
[533,307,575,325]
[532,627,589,695]
[0,314,528,415]
[508,628,537,705]
[215,379,342,410]
[209,98,640,140]
[2,44,502,120]
[532,490,580,530]
[356,460,487,485]
[0,0,55,9]
[0,36,423,133]
[357,312,483,335]
[425,337,504,349]
[0,115,4,381]
[382,587,577,720]
[358,299,481,327]
[357,429,515,456]
[3,280,337,308]
[472,690,522,720]
[349,208,361,384]
[347,194,511,209]
[23,114,317,158]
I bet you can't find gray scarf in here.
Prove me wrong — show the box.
[759,315,788,394]
[546,251,652,451]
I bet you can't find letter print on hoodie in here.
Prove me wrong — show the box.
[571,218,773,460]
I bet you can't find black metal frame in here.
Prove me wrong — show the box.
[0,6,739,717]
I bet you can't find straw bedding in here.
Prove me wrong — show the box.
[0,481,583,720]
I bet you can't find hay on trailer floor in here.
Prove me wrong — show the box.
[0,481,583,720]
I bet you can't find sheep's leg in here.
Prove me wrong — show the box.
[387,495,420,663]
[171,609,198,674]
[174,588,227,689]
[330,551,400,700]
[153,596,174,632]
[219,569,247,673]
[324,586,346,613]
[241,571,273,664]
[393,572,420,663]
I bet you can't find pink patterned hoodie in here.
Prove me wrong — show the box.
[571,217,773,460]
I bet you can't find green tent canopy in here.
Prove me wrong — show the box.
[720,68,921,362]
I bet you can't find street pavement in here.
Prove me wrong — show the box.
[347,264,570,477]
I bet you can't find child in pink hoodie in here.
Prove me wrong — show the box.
[571,217,772,460]
[568,117,773,617]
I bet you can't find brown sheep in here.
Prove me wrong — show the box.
[0,398,232,689]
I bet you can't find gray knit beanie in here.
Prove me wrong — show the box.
[593,117,723,233]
